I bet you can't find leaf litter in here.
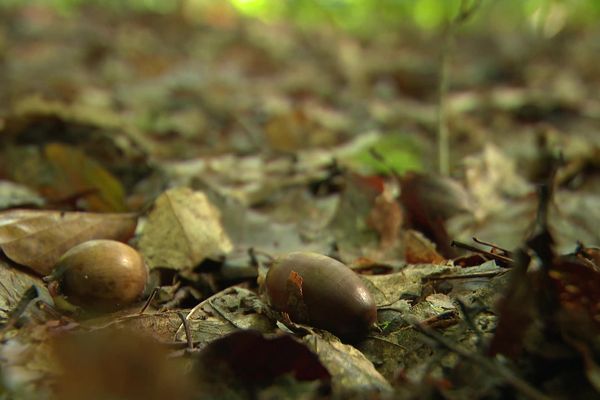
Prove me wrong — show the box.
[0,3,600,399]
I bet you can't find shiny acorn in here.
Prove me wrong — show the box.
[265,252,377,341]
[55,239,148,310]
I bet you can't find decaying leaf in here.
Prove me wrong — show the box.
[404,229,445,264]
[0,209,137,275]
[1,143,128,212]
[400,172,473,258]
[303,333,392,396]
[0,258,50,324]
[139,187,232,270]
[174,287,274,343]
[367,190,403,250]
[44,143,128,212]
[195,330,331,388]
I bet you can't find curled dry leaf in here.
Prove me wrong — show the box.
[197,330,331,385]
[138,187,232,270]
[404,230,445,264]
[302,333,393,396]
[400,172,473,257]
[2,143,128,212]
[0,209,137,275]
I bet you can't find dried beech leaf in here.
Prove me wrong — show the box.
[0,209,137,275]
[404,230,445,264]
[44,143,127,212]
[139,187,232,270]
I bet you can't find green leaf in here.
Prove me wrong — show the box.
[343,134,423,175]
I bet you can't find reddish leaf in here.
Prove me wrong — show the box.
[400,172,472,258]
[196,330,331,386]
[0,209,137,275]
[550,256,600,329]
[404,230,445,264]
[367,191,403,250]
[487,250,535,359]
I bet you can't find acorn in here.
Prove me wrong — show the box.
[55,240,148,310]
[265,252,377,341]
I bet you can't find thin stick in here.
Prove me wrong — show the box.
[451,240,513,265]
[424,271,507,281]
[472,237,513,257]
[413,322,551,400]
[438,31,451,176]
[208,298,244,330]
[177,311,194,351]
[138,287,159,315]
[0,286,37,332]
[437,0,482,175]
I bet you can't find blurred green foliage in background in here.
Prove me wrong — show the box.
[2,0,600,35]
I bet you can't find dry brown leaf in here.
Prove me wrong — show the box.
[0,209,137,275]
[44,143,128,212]
[404,230,446,264]
[367,191,403,250]
[138,187,232,270]
[1,143,127,212]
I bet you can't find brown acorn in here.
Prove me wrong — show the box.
[265,252,377,341]
[55,240,147,310]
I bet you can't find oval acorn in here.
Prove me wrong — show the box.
[265,252,377,340]
[55,240,148,310]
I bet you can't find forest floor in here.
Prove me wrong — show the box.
[0,4,600,400]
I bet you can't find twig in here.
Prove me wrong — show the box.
[455,298,483,345]
[138,287,159,314]
[208,297,244,330]
[437,0,482,175]
[451,240,513,266]
[412,322,551,400]
[472,237,514,258]
[423,270,507,281]
[177,311,194,351]
[365,335,408,351]
[0,286,38,332]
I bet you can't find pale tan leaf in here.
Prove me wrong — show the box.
[139,187,232,270]
[0,209,137,275]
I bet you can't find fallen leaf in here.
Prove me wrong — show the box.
[1,143,128,212]
[0,258,49,324]
[367,191,403,250]
[139,187,232,270]
[174,287,274,343]
[400,172,473,257]
[196,330,331,386]
[44,143,128,212]
[404,230,445,264]
[0,209,137,275]
[0,181,45,210]
[303,333,392,396]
